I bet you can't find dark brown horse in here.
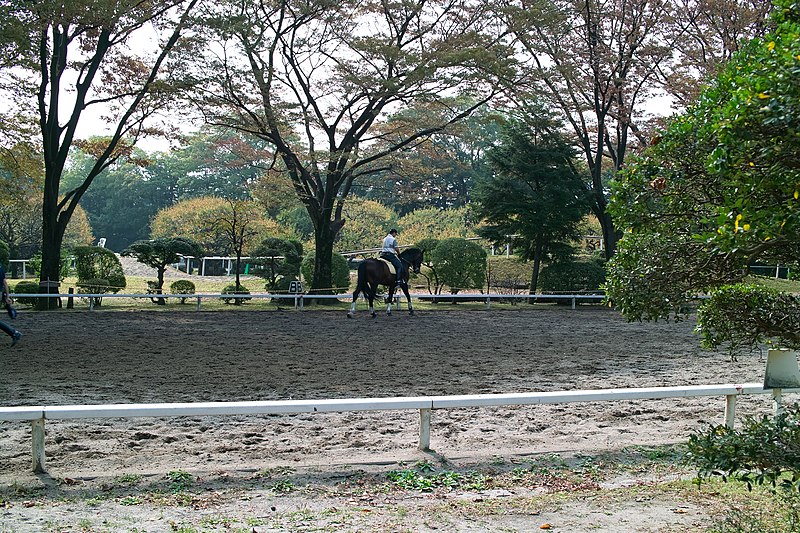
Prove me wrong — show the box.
[347,248,424,319]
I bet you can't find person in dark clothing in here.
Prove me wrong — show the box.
[0,265,21,347]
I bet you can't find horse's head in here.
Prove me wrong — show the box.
[401,248,424,274]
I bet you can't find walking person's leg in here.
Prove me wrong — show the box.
[0,320,21,346]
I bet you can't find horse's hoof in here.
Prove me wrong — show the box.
[371,313,377,320]
[409,309,414,316]
[346,313,353,319]
[387,312,392,317]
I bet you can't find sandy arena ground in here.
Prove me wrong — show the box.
[0,305,787,532]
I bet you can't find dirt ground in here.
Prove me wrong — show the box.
[0,306,788,532]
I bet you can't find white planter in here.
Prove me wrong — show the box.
[763,348,800,389]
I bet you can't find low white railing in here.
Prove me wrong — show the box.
[12,291,612,310]
[1,383,795,473]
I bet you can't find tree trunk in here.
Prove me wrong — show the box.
[234,250,243,305]
[599,211,618,259]
[528,239,544,303]
[37,198,65,310]
[312,229,334,296]
[155,266,166,305]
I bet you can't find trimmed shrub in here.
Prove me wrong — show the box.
[170,280,196,304]
[221,283,251,304]
[73,247,126,292]
[12,281,40,305]
[429,238,486,294]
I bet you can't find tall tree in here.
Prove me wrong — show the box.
[352,103,499,215]
[472,113,592,293]
[2,0,200,298]
[191,0,513,292]
[505,0,675,258]
[663,0,772,106]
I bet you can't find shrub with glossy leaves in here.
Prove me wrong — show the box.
[696,284,800,357]
[686,403,800,493]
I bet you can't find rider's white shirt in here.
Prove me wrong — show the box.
[382,234,398,253]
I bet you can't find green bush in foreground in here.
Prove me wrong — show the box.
[686,403,800,531]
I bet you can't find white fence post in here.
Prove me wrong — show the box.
[419,408,431,451]
[724,394,736,428]
[773,388,784,418]
[32,418,45,473]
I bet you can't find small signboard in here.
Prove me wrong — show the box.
[288,281,303,293]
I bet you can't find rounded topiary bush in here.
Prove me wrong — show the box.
[539,260,606,293]
[12,281,40,305]
[221,284,251,304]
[170,280,196,304]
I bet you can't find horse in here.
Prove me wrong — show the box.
[347,248,424,319]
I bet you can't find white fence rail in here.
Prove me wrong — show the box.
[1,383,796,473]
[11,292,612,310]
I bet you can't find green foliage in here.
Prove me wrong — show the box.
[169,280,196,304]
[606,1,800,345]
[696,285,800,355]
[0,240,9,268]
[604,233,744,322]
[77,278,111,307]
[473,112,592,263]
[398,207,478,246]
[335,198,397,253]
[122,238,202,271]
[26,250,74,281]
[386,466,489,492]
[686,403,800,493]
[12,280,39,305]
[486,256,533,293]
[221,283,251,304]
[301,252,350,293]
[415,238,443,294]
[539,259,606,293]
[429,238,486,294]
[122,237,202,291]
[276,206,314,241]
[249,237,303,291]
[73,247,126,292]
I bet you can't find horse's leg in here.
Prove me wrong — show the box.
[366,282,377,319]
[347,286,360,318]
[400,279,414,315]
[386,283,395,316]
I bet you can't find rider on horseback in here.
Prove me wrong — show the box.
[380,229,404,284]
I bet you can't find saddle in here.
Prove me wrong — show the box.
[377,257,396,275]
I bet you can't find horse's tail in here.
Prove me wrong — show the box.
[353,261,368,301]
